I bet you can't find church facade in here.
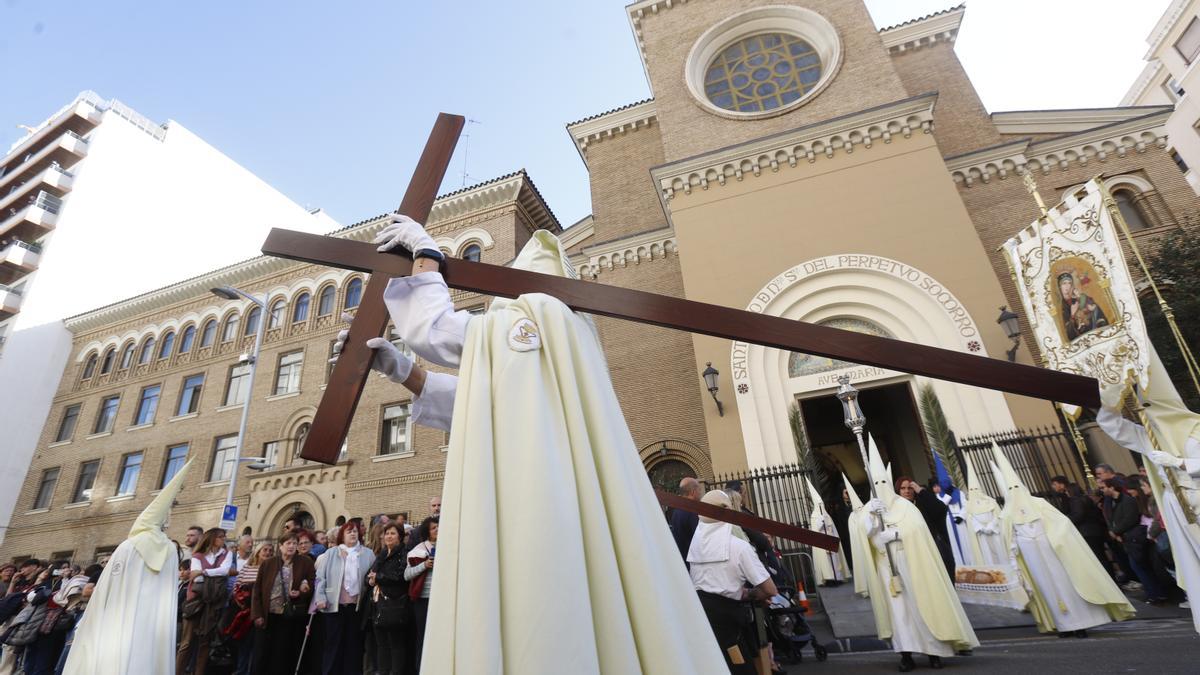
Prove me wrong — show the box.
[3,1,1199,562]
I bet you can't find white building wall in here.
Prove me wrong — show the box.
[0,97,336,544]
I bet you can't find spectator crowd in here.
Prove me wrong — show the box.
[0,496,443,675]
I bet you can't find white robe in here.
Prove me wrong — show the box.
[1012,520,1112,632]
[1096,408,1200,633]
[938,495,972,566]
[966,510,1007,566]
[867,522,955,656]
[809,510,847,584]
[383,274,726,675]
[62,539,178,674]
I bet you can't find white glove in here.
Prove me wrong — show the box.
[330,313,413,384]
[1149,450,1185,469]
[372,214,437,255]
[878,528,900,544]
[867,498,885,515]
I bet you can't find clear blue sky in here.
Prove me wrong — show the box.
[0,1,1169,229]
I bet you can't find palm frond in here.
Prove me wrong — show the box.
[918,383,963,487]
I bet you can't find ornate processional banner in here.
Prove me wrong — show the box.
[1002,179,1149,416]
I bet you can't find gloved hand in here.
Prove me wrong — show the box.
[1149,450,1185,469]
[372,214,437,255]
[878,528,900,544]
[330,313,413,384]
[867,498,886,515]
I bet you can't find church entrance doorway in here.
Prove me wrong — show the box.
[797,381,931,499]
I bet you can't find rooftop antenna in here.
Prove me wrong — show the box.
[459,118,481,187]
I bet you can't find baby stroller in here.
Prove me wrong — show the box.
[765,586,827,663]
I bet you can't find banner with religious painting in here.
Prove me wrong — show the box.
[1001,178,1149,416]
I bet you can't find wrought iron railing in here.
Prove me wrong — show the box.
[949,426,1086,499]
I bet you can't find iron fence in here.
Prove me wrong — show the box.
[950,425,1086,499]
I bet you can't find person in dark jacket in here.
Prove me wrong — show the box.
[1051,476,1111,576]
[251,533,316,675]
[669,478,702,565]
[897,477,955,581]
[830,487,856,573]
[368,523,409,675]
[1104,478,1167,602]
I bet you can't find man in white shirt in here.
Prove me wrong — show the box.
[688,490,777,674]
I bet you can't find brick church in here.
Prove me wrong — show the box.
[4,1,1197,562]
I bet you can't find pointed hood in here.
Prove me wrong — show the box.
[963,453,998,515]
[804,476,825,516]
[842,472,864,511]
[990,443,1040,524]
[933,451,960,506]
[512,229,578,279]
[129,458,194,572]
[867,433,897,506]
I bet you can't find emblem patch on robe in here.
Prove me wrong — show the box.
[508,318,541,352]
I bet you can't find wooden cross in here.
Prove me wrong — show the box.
[261,113,1100,469]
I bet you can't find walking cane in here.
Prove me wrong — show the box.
[294,612,316,675]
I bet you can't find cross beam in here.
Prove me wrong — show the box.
[654,489,839,551]
[261,113,1101,466]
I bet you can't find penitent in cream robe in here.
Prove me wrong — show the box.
[383,232,726,675]
[64,460,194,675]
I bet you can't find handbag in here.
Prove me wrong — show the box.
[277,564,303,620]
[373,591,410,629]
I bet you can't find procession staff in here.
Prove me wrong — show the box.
[851,437,977,671]
[992,446,1134,637]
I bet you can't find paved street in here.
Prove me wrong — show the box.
[803,617,1198,673]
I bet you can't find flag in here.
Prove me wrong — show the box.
[1002,179,1149,416]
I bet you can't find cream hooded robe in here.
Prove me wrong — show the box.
[383,230,726,674]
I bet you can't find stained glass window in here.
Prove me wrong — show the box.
[704,33,821,113]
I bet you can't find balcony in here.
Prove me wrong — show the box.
[0,191,60,243]
[0,283,23,320]
[0,164,74,216]
[0,133,88,198]
[1,97,100,177]
[0,241,40,286]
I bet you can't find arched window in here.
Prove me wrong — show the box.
[244,306,261,336]
[1113,188,1151,230]
[158,331,175,359]
[268,299,286,329]
[344,278,362,309]
[221,314,240,342]
[138,337,156,364]
[199,320,217,348]
[292,292,310,323]
[99,347,116,374]
[317,285,336,317]
[119,342,135,369]
[461,243,482,262]
[81,353,98,380]
[179,325,196,354]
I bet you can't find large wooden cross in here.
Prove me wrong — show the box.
[261,114,1099,523]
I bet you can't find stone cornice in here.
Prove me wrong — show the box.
[573,226,676,277]
[64,172,557,335]
[650,92,937,201]
[1145,0,1190,59]
[566,99,657,164]
[627,0,692,78]
[879,3,964,53]
[1121,60,1164,106]
[346,469,445,491]
[992,106,1172,136]
[558,215,594,251]
[947,108,1171,187]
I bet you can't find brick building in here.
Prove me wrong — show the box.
[4,1,1198,562]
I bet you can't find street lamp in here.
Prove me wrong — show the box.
[701,362,724,416]
[210,285,267,525]
[997,306,1021,362]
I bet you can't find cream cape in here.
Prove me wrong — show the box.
[850,440,977,650]
[421,245,725,673]
[992,449,1134,631]
[805,477,848,583]
[64,459,193,675]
